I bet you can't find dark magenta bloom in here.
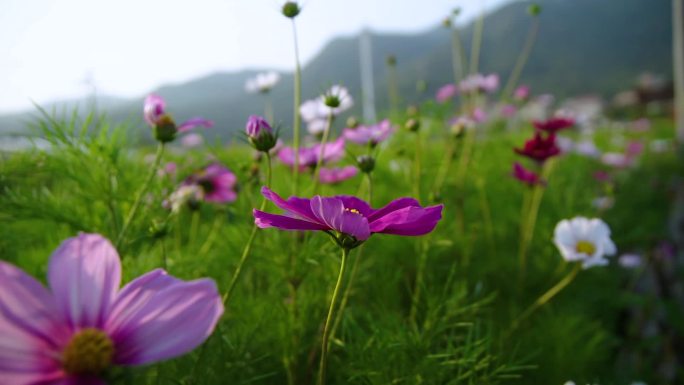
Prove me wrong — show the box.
[253,187,443,245]
[514,132,560,163]
[183,163,238,203]
[533,117,575,133]
[512,162,544,186]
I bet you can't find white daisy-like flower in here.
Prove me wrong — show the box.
[553,217,617,269]
[245,71,281,93]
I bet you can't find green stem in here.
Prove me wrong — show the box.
[431,139,456,200]
[510,263,581,332]
[116,143,165,249]
[451,24,467,84]
[388,64,400,113]
[222,153,273,306]
[469,9,485,74]
[518,160,554,275]
[313,112,334,194]
[318,247,350,385]
[292,20,302,195]
[198,213,223,256]
[501,19,539,100]
[264,93,274,123]
[413,131,423,200]
[409,237,429,325]
[366,172,373,205]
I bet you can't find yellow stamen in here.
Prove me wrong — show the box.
[345,208,361,215]
[575,240,596,255]
[62,328,114,375]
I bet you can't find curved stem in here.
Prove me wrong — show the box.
[318,247,350,385]
[510,263,581,332]
[116,143,164,249]
[501,19,540,100]
[291,20,302,195]
[312,112,334,194]
[222,153,273,306]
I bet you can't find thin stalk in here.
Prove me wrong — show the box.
[116,143,165,249]
[409,237,429,325]
[469,9,485,74]
[431,138,457,200]
[189,210,200,245]
[292,20,302,194]
[501,18,540,100]
[198,213,224,256]
[318,247,350,385]
[518,160,555,275]
[413,131,423,200]
[264,93,274,123]
[222,153,273,306]
[387,64,400,113]
[510,263,581,332]
[366,172,373,205]
[450,25,467,84]
[312,112,334,194]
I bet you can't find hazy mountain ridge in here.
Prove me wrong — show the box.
[0,0,671,140]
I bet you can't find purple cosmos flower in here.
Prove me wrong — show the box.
[459,73,499,94]
[143,94,213,133]
[342,119,394,146]
[277,137,345,171]
[533,117,575,133]
[514,132,561,163]
[0,233,223,384]
[319,166,358,185]
[512,162,544,186]
[246,115,273,138]
[182,163,238,204]
[435,83,457,103]
[253,187,443,248]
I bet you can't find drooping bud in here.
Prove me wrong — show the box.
[405,118,421,132]
[357,155,375,173]
[282,1,301,18]
[149,219,170,239]
[528,3,541,16]
[154,115,178,143]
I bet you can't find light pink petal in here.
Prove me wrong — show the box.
[177,117,214,133]
[310,196,370,241]
[0,262,65,381]
[48,233,121,329]
[108,278,223,365]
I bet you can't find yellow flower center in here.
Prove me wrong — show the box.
[62,328,114,376]
[345,208,361,215]
[575,240,596,255]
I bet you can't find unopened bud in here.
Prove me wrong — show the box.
[528,3,541,16]
[154,115,177,143]
[282,2,301,18]
[357,155,375,173]
[324,94,341,108]
[405,118,421,132]
[442,17,452,28]
[386,55,397,67]
[346,116,359,129]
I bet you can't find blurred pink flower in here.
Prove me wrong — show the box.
[319,166,359,184]
[513,85,530,101]
[181,133,204,148]
[435,83,457,103]
[512,162,544,186]
[342,119,394,146]
[500,104,517,118]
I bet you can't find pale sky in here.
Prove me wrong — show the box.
[1,0,509,113]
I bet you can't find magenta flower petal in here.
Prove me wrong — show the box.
[254,209,330,231]
[107,279,223,365]
[0,262,65,379]
[48,233,121,329]
[333,195,374,217]
[177,117,214,133]
[367,197,420,222]
[310,196,370,241]
[143,94,166,126]
[261,186,319,222]
[318,166,358,185]
[369,205,443,236]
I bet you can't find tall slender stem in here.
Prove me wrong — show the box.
[518,160,554,275]
[413,131,423,200]
[409,238,429,325]
[222,153,273,306]
[501,19,539,100]
[450,25,467,84]
[318,247,350,385]
[510,263,581,333]
[469,9,485,75]
[291,20,302,195]
[264,93,274,123]
[312,112,334,194]
[674,0,684,142]
[116,143,164,249]
[387,64,400,113]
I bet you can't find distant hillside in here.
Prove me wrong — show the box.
[0,0,672,140]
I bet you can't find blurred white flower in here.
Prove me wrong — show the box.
[618,253,643,269]
[164,185,203,213]
[245,71,281,93]
[553,217,617,269]
[592,196,614,210]
[556,136,575,153]
[575,139,601,158]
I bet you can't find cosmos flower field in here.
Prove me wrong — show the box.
[0,2,681,385]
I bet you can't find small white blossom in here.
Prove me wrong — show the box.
[553,217,617,269]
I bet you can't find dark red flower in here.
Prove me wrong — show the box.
[514,132,560,162]
[512,162,544,186]
[533,117,575,133]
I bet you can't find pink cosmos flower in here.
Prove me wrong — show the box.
[500,104,517,118]
[253,187,443,246]
[512,162,544,186]
[319,166,358,185]
[183,163,238,203]
[459,73,499,94]
[514,132,561,163]
[533,117,575,134]
[0,233,223,384]
[342,119,394,146]
[277,137,345,171]
[513,85,530,101]
[435,84,457,103]
[143,94,213,133]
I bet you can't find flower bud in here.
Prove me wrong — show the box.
[346,116,359,129]
[442,17,452,28]
[153,115,178,143]
[357,155,375,173]
[246,115,277,152]
[453,7,461,16]
[149,220,170,239]
[282,2,301,18]
[528,3,541,16]
[324,94,341,108]
[405,118,421,132]
[386,55,397,67]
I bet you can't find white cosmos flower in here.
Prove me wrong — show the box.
[553,217,617,269]
[245,71,281,93]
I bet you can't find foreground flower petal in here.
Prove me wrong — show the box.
[177,117,214,133]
